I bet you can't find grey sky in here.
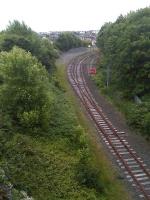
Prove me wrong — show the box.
[0,0,150,32]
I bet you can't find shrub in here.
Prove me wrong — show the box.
[0,47,53,135]
[76,149,103,192]
[126,102,150,137]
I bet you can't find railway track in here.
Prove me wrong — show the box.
[67,52,150,200]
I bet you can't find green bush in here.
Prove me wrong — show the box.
[120,101,150,138]
[55,32,85,51]
[0,47,53,135]
[76,149,103,192]
[143,112,150,137]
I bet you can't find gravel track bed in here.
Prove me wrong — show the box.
[83,56,150,167]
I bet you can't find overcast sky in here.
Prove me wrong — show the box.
[0,0,150,32]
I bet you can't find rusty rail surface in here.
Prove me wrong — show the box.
[67,53,150,200]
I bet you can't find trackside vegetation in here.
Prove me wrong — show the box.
[96,7,150,139]
[55,32,90,51]
[0,21,131,199]
[0,20,58,72]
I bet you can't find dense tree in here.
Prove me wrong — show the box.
[97,7,150,98]
[55,32,85,51]
[5,20,33,36]
[0,47,53,134]
[0,21,58,72]
[96,7,150,138]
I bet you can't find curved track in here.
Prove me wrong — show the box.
[67,52,150,200]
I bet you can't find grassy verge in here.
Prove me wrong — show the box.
[55,61,133,200]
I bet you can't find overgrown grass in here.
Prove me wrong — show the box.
[0,86,103,199]
[55,60,133,200]
[0,52,132,199]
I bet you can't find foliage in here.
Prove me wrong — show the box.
[0,20,58,72]
[0,92,102,200]
[76,149,103,192]
[126,102,150,138]
[0,21,132,199]
[96,7,150,138]
[0,47,101,199]
[55,32,86,51]
[96,8,150,98]
[0,47,53,135]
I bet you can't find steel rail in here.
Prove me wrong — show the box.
[80,57,150,176]
[79,56,150,200]
[68,53,150,200]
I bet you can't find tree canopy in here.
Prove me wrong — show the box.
[96,8,150,98]
[96,7,150,138]
[0,20,58,72]
[55,32,86,51]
